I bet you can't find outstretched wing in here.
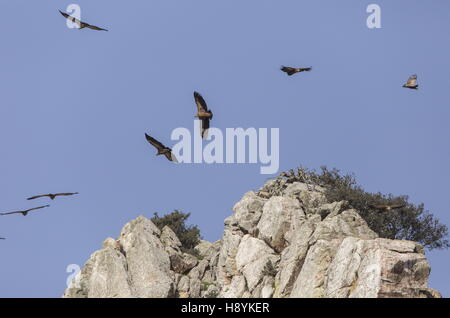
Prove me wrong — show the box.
[26,205,50,213]
[281,66,297,76]
[60,10,107,31]
[390,204,406,210]
[59,10,82,26]
[194,92,209,112]
[145,133,166,151]
[55,192,78,197]
[368,204,386,210]
[0,210,23,216]
[170,153,178,163]
[27,194,50,200]
[298,67,312,72]
[59,10,70,19]
[406,75,417,86]
[200,118,210,139]
[163,152,178,162]
[85,23,108,31]
[0,205,49,216]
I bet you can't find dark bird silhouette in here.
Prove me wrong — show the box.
[403,75,418,89]
[369,204,406,212]
[145,133,177,162]
[59,10,108,31]
[194,92,213,139]
[27,192,78,201]
[281,66,312,76]
[0,205,50,216]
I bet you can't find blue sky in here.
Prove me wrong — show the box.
[0,0,449,297]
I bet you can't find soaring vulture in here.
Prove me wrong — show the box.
[194,92,213,139]
[281,66,312,76]
[369,204,406,212]
[27,192,78,201]
[0,205,50,216]
[59,10,108,31]
[403,75,418,89]
[145,133,178,162]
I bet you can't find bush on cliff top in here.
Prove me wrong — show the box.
[151,210,202,255]
[268,166,449,250]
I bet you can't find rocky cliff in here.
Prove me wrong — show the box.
[63,180,441,298]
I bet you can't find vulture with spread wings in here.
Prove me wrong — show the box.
[369,204,406,212]
[194,92,213,139]
[145,133,177,162]
[403,74,418,89]
[281,66,312,76]
[59,10,108,31]
[0,205,50,216]
[27,192,78,200]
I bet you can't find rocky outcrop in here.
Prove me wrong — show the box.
[63,181,440,298]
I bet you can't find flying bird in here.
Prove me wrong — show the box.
[281,66,312,76]
[145,133,177,162]
[59,10,108,31]
[403,75,418,89]
[27,193,79,201]
[0,205,50,216]
[369,204,406,212]
[194,92,213,139]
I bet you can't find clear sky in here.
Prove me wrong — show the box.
[0,0,449,297]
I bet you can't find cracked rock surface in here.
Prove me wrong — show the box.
[64,181,440,298]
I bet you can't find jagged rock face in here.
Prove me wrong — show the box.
[63,182,441,298]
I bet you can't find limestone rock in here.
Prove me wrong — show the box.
[325,237,437,298]
[194,240,213,257]
[189,259,209,281]
[64,180,440,299]
[220,275,247,298]
[161,226,182,254]
[274,217,318,297]
[257,196,305,252]
[189,278,202,298]
[63,241,132,298]
[235,235,279,290]
[231,191,266,235]
[170,253,198,274]
[119,216,174,298]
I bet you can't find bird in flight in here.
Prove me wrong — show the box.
[369,204,406,212]
[145,133,178,162]
[280,66,312,76]
[403,75,418,90]
[0,205,50,216]
[59,10,108,31]
[194,92,213,139]
[27,193,79,201]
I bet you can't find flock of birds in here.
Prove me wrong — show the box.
[143,72,418,164]
[58,9,418,164]
[145,91,213,163]
[52,9,420,164]
[0,9,420,240]
[0,193,78,240]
